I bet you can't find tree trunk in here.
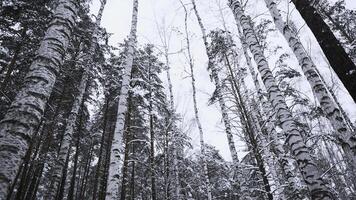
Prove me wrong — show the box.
[148,64,157,200]
[236,24,302,199]
[224,54,273,200]
[264,0,356,164]
[229,0,334,199]
[106,0,138,198]
[48,1,107,197]
[191,0,243,198]
[92,99,110,200]
[291,0,356,102]
[0,1,78,197]
[67,132,80,200]
[180,2,213,199]
[120,97,132,200]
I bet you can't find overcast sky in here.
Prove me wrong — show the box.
[90,0,356,161]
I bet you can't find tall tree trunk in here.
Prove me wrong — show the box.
[148,65,157,200]
[130,160,135,200]
[67,131,80,200]
[120,97,132,200]
[48,1,106,198]
[78,142,93,199]
[236,24,302,198]
[0,1,78,197]
[99,109,116,200]
[264,0,356,164]
[92,99,110,200]
[156,17,180,199]
[228,1,334,199]
[163,35,179,200]
[106,0,138,199]
[180,2,213,199]
[47,70,89,200]
[224,55,273,200]
[56,147,70,200]
[291,0,356,102]
[191,0,242,198]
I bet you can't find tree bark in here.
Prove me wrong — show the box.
[229,0,334,199]
[292,0,356,102]
[180,2,213,199]
[264,0,356,164]
[0,1,78,197]
[191,0,242,198]
[106,0,138,199]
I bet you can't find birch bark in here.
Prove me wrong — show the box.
[291,0,356,102]
[0,1,78,198]
[106,0,138,199]
[264,0,356,164]
[237,25,302,199]
[229,0,334,199]
[47,2,107,198]
[180,2,212,199]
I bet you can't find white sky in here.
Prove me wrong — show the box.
[90,0,356,161]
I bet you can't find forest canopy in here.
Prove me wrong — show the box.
[0,0,356,199]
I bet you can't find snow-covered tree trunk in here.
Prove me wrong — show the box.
[228,0,334,199]
[106,0,138,199]
[47,2,107,198]
[180,2,212,199]
[237,24,302,200]
[264,0,356,164]
[0,1,78,198]
[191,0,242,197]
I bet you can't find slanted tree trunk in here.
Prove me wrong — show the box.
[106,0,138,199]
[229,0,334,199]
[316,5,354,44]
[291,0,356,102]
[224,54,273,200]
[236,24,302,198]
[0,1,78,197]
[264,0,356,164]
[191,0,242,198]
[179,2,213,199]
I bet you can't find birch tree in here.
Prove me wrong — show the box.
[106,0,139,198]
[291,0,356,102]
[179,1,213,199]
[263,0,356,165]
[191,1,243,198]
[46,1,107,199]
[0,0,79,198]
[228,0,334,199]
[155,18,181,199]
